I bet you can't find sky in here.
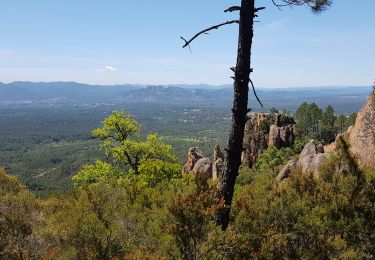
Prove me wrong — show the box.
[0,0,374,88]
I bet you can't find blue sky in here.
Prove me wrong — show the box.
[0,0,374,87]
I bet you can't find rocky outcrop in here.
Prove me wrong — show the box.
[277,140,329,180]
[243,112,296,167]
[212,145,224,180]
[348,94,375,168]
[277,159,298,181]
[183,146,223,180]
[268,125,294,148]
[323,92,375,168]
[192,157,212,179]
[183,147,204,173]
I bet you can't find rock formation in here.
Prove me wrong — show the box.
[183,146,225,180]
[212,145,224,180]
[192,157,212,179]
[243,112,296,167]
[323,93,375,168]
[183,147,204,173]
[277,140,329,180]
[277,159,298,181]
[348,94,375,168]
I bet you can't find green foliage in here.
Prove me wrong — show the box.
[295,103,357,145]
[167,176,221,259]
[0,168,41,259]
[92,111,180,177]
[92,111,140,142]
[259,118,272,133]
[295,102,323,136]
[254,146,294,173]
[72,160,121,188]
[73,111,182,189]
[1,101,373,259]
[137,159,182,187]
[279,113,295,125]
[215,140,375,259]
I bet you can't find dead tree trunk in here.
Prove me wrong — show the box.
[217,0,256,230]
[181,0,330,231]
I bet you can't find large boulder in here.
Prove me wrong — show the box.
[298,140,329,177]
[183,147,204,173]
[299,153,329,177]
[299,140,316,160]
[277,159,298,181]
[348,94,375,168]
[278,140,330,180]
[192,157,212,179]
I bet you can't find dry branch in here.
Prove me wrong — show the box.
[181,20,239,49]
[250,79,264,108]
[224,6,241,12]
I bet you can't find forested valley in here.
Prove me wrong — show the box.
[2,90,375,258]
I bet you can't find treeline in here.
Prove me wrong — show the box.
[294,103,356,144]
[1,111,375,259]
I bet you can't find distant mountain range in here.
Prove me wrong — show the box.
[0,81,372,113]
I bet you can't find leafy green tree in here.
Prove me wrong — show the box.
[92,111,140,144]
[72,160,121,188]
[74,111,182,187]
[110,134,177,174]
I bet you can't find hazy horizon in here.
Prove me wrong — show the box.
[0,80,373,90]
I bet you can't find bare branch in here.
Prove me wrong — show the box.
[181,20,239,49]
[180,37,192,53]
[271,0,291,10]
[254,7,266,12]
[250,79,264,108]
[224,6,241,12]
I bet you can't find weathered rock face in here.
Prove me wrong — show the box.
[277,159,298,181]
[183,147,204,173]
[348,94,375,168]
[242,114,270,168]
[268,124,295,149]
[243,112,296,167]
[182,146,221,180]
[323,93,375,168]
[278,140,329,180]
[192,157,212,179]
[212,145,224,180]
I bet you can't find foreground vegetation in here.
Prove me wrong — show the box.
[2,144,375,259]
[1,109,374,259]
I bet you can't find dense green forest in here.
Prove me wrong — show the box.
[1,104,375,259]
[0,103,230,194]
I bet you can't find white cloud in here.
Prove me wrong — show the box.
[96,65,118,73]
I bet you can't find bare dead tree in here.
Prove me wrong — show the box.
[181,0,332,230]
